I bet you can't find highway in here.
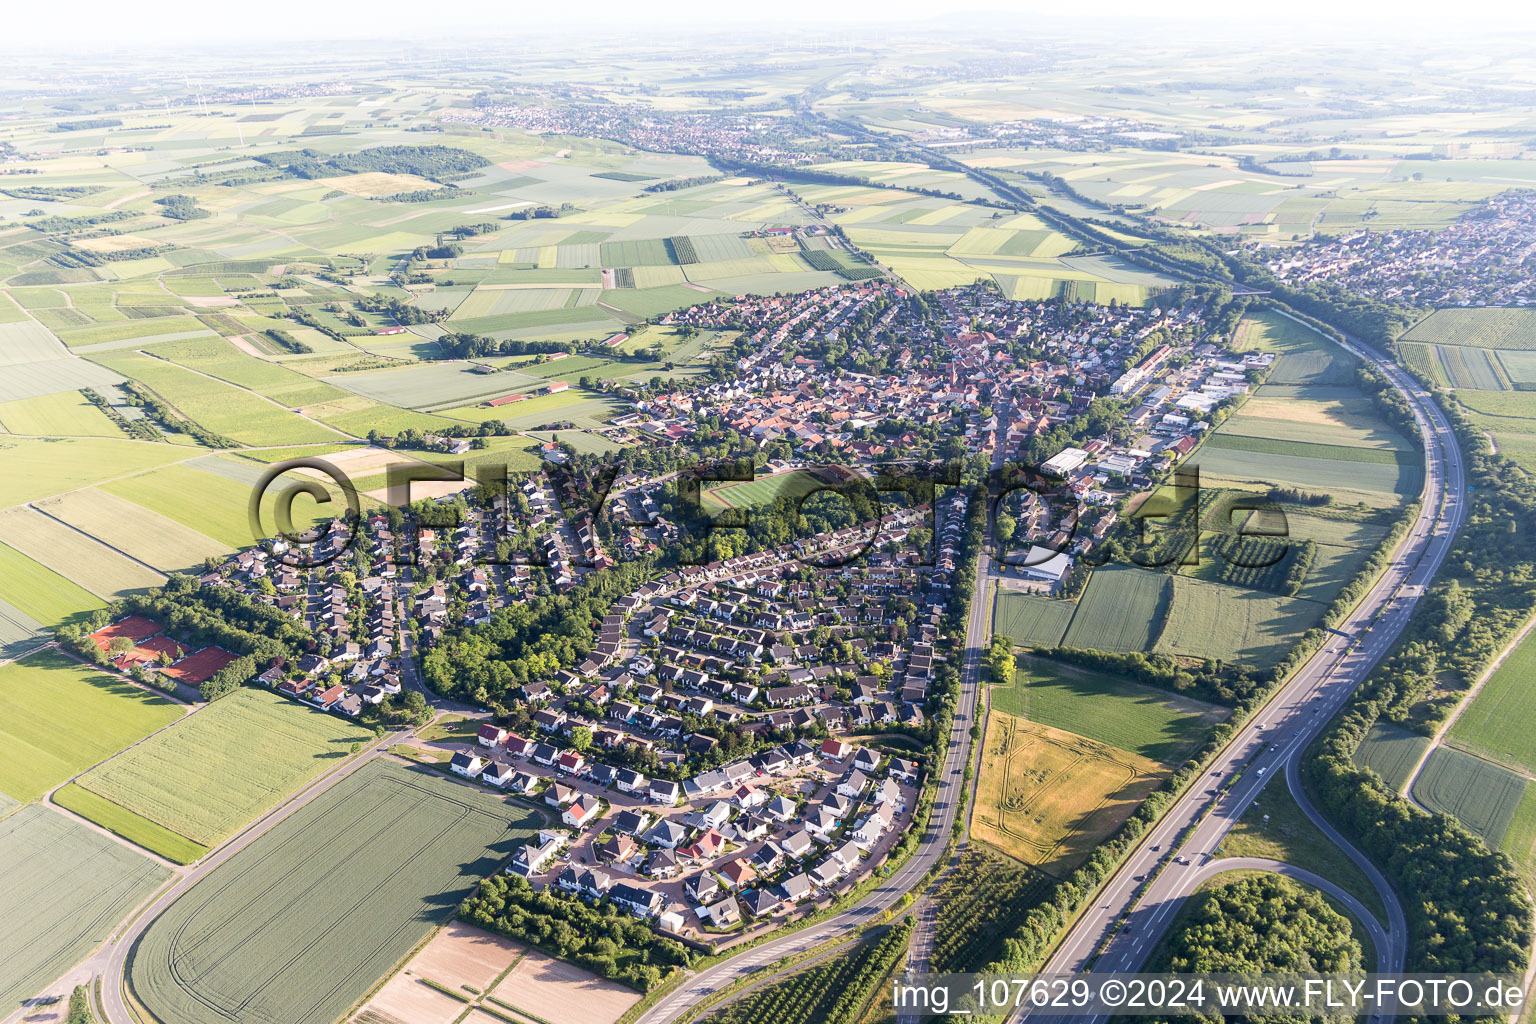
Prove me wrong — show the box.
[634,549,995,1024]
[1018,330,1465,1024]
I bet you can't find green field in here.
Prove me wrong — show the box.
[992,655,1226,764]
[1434,343,1507,390]
[1495,349,1536,385]
[1060,565,1170,654]
[102,460,331,549]
[53,782,209,863]
[1190,447,1420,507]
[992,590,1076,649]
[1232,311,1360,385]
[87,350,346,445]
[0,505,167,600]
[702,468,830,509]
[1412,746,1528,849]
[1201,432,1416,466]
[131,761,537,1024]
[0,650,182,804]
[0,390,127,437]
[150,337,350,407]
[323,361,544,411]
[1400,308,1536,351]
[1352,721,1432,793]
[1154,576,1326,670]
[76,688,373,846]
[1446,627,1536,776]
[0,539,107,626]
[0,435,189,509]
[0,805,172,1013]
[35,487,229,572]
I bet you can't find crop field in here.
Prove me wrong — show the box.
[35,487,229,571]
[150,337,351,407]
[87,350,346,445]
[1190,447,1419,507]
[1060,565,1170,654]
[1231,311,1360,384]
[1201,432,1417,466]
[1352,721,1431,793]
[1495,349,1536,385]
[0,506,167,599]
[1400,308,1536,350]
[0,539,105,626]
[1284,514,1389,606]
[992,591,1075,649]
[0,321,68,364]
[1434,343,1507,390]
[53,782,209,864]
[0,805,172,1013]
[0,649,182,804]
[1412,746,1528,850]
[993,656,1226,764]
[0,436,188,509]
[131,761,538,1024]
[102,461,331,549]
[0,349,127,404]
[76,688,373,846]
[438,388,627,430]
[1218,391,1413,450]
[1501,789,1536,888]
[323,361,544,411]
[1446,628,1536,776]
[0,390,126,437]
[1398,342,1450,387]
[489,943,643,1024]
[1453,389,1536,428]
[0,598,47,662]
[1154,577,1325,669]
[973,712,1162,878]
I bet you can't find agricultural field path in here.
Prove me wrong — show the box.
[1397,609,1536,812]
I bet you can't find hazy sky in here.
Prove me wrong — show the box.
[8,0,1536,51]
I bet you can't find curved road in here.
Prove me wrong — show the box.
[1020,325,1465,1024]
[634,551,995,1024]
[1185,857,1391,967]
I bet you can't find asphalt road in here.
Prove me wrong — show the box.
[1019,332,1465,1024]
[634,551,995,1024]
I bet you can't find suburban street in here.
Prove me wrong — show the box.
[1017,330,1465,1024]
[633,549,995,1024]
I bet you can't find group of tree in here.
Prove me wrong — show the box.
[431,330,576,361]
[252,145,490,183]
[152,194,210,221]
[458,873,692,991]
